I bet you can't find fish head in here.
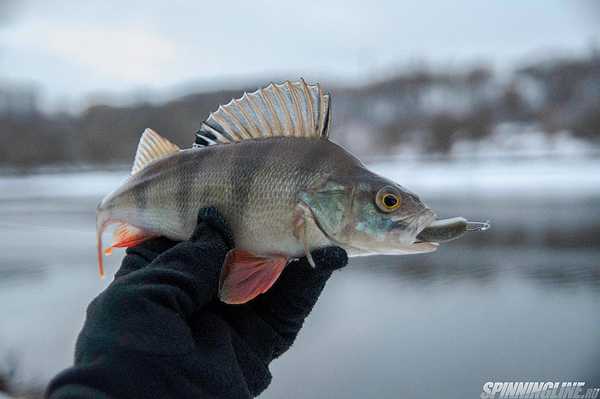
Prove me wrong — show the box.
[299,174,438,255]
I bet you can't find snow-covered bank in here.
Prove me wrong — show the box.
[372,157,600,198]
[450,123,600,159]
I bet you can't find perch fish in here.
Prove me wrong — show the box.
[96,79,489,304]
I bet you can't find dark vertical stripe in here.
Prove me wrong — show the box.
[171,150,210,234]
[230,140,279,224]
[293,139,334,190]
[133,180,147,211]
[175,164,192,229]
[230,143,252,223]
[296,140,322,175]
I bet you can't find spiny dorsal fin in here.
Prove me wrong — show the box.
[132,128,180,174]
[194,79,331,148]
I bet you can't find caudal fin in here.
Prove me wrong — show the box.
[96,210,110,278]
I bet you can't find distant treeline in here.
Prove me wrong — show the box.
[1,52,600,168]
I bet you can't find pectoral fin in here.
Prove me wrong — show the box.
[293,202,316,267]
[218,249,288,304]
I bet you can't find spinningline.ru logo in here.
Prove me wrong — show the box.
[481,382,600,399]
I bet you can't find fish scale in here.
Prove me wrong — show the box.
[96,80,488,304]
[99,138,350,257]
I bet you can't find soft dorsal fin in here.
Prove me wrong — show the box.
[194,79,331,147]
[132,128,180,174]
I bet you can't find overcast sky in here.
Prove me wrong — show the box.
[1,0,599,111]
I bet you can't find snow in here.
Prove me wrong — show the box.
[0,171,128,200]
[372,156,600,198]
[451,123,598,159]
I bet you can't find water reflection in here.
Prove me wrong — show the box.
[0,170,599,397]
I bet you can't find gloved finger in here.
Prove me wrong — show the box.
[115,207,233,280]
[83,237,229,356]
[105,208,233,344]
[249,246,348,358]
[191,207,235,249]
[115,237,179,279]
[134,207,232,308]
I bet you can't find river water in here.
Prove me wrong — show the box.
[0,158,599,398]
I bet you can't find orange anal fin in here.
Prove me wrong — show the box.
[105,223,155,254]
[218,249,288,305]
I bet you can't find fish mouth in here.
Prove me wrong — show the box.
[396,209,439,254]
[404,241,440,254]
[414,217,491,246]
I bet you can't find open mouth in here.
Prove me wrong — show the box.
[415,217,490,245]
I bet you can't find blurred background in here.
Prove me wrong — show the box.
[1,1,599,398]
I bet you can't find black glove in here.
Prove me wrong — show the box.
[46,207,347,399]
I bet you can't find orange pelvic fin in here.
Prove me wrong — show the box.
[218,249,288,304]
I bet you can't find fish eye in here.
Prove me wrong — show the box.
[383,194,398,208]
[376,187,402,212]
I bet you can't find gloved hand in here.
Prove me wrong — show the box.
[46,207,347,399]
